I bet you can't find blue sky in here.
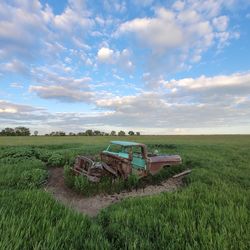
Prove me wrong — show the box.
[0,0,250,134]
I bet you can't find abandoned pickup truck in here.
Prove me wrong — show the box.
[73,141,182,182]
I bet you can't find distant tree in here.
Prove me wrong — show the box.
[34,131,38,136]
[128,131,135,136]
[136,132,141,136]
[58,131,66,136]
[15,127,30,136]
[85,129,93,136]
[94,130,101,136]
[9,128,15,136]
[77,132,85,136]
[104,133,109,136]
[110,130,116,136]
[49,131,65,136]
[14,127,21,136]
[118,130,126,136]
[0,127,15,136]
[69,132,76,136]
[0,127,31,136]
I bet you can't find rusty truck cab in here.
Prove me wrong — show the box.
[101,141,182,177]
[101,141,148,175]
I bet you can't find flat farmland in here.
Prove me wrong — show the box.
[0,135,249,249]
[1,134,250,146]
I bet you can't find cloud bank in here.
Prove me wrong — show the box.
[0,0,249,134]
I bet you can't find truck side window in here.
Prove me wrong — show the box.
[108,144,121,153]
[133,146,143,158]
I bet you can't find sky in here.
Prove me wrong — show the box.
[0,0,250,135]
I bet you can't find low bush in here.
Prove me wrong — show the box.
[19,169,48,188]
[0,147,35,160]
[71,174,125,196]
[34,148,53,162]
[126,173,140,189]
[0,159,46,189]
[64,165,74,188]
[48,154,65,167]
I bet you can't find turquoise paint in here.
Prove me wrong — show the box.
[110,141,141,146]
[104,141,146,170]
[132,157,146,169]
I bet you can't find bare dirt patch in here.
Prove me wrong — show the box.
[45,167,185,217]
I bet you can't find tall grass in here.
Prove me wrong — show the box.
[64,163,187,196]
[0,190,110,249]
[98,143,250,249]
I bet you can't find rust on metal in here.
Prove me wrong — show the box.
[72,141,182,182]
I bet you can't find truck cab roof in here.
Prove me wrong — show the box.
[110,141,143,147]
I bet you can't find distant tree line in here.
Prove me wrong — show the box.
[0,127,31,136]
[46,130,141,136]
[0,127,141,136]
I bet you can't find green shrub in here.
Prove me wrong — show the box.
[48,154,65,167]
[0,159,46,189]
[0,156,37,164]
[34,149,53,162]
[127,173,139,189]
[74,175,89,193]
[19,169,48,188]
[63,165,74,188]
[0,147,35,159]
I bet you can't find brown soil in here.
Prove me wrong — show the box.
[45,167,184,217]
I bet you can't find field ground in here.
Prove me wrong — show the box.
[1,134,250,146]
[0,135,249,249]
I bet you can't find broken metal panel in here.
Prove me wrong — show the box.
[149,155,182,164]
[100,152,132,178]
[148,155,182,175]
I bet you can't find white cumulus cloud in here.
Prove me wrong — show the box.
[97,47,114,63]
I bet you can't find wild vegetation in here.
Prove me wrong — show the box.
[0,135,249,249]
[64,163,186,197]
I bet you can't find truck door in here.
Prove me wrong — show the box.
[131,146,146,169]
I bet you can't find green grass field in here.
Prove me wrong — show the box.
[0,135,249,249]
[1,134,250,146]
